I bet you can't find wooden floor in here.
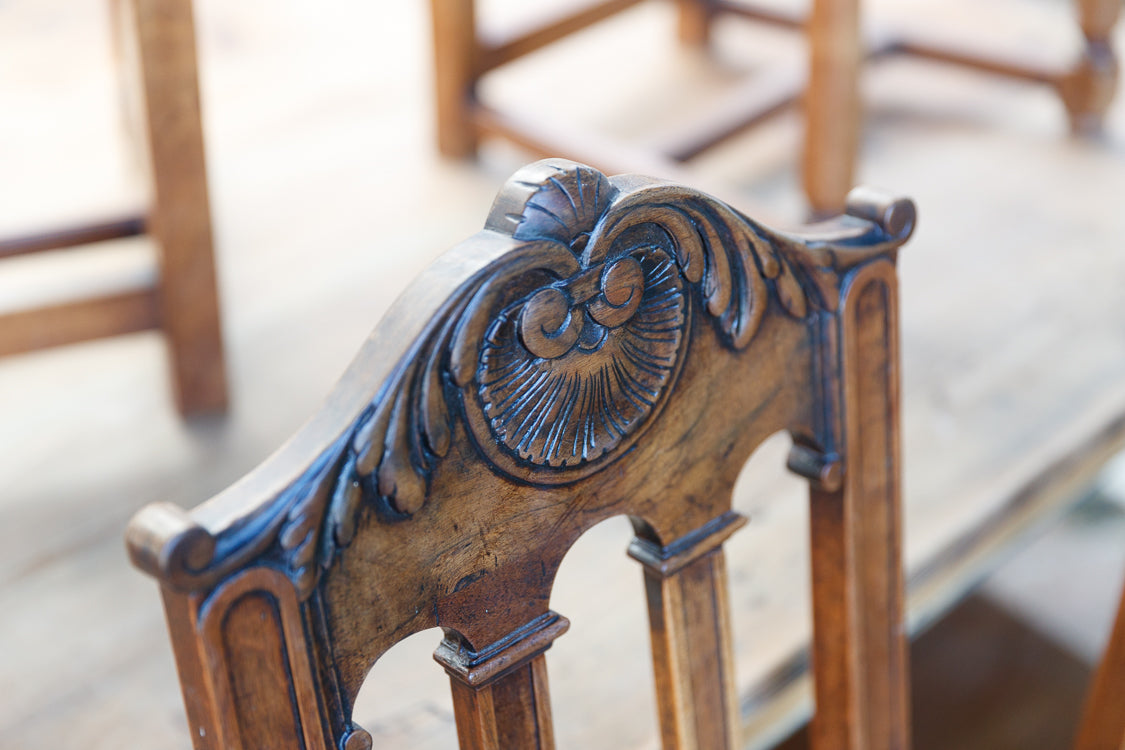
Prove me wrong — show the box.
[1,0,1124,748]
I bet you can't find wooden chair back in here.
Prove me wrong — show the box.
[127,159,916,750]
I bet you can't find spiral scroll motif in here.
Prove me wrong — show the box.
[477,245,687,469]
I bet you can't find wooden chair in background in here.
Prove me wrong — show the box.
[430,0,1120,216]
[0,0,226,415]
[690,0,1121,215]
[126,159,916,749]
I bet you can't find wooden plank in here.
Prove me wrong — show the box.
[0,288,159,357]
[738,395,1125,750]
[907,404,1125,636]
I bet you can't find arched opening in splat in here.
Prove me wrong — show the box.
[351,626,457,749]
[725,430,814,746]
[549,514,659,750]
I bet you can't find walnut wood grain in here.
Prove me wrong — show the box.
[127,160,914,750]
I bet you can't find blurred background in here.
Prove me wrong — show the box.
[1,0,1123,748]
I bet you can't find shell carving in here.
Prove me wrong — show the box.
[478,244,687,467]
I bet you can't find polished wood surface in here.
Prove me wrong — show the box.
[127,160,916,749]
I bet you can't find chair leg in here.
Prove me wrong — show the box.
[431,0,480,158]
[1058,0,1120,135]
[803,0,862,218]
[676,0,715,47]
[1073,575,1125,750]
[132,0,227,415]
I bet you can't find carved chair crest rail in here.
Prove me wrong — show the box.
[127,159,916,750]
